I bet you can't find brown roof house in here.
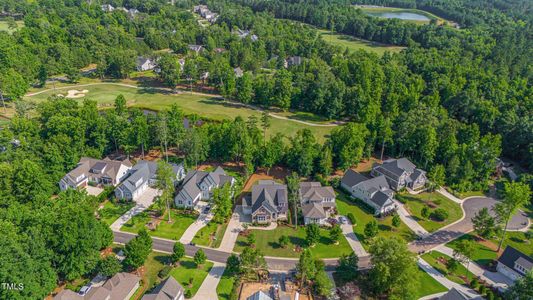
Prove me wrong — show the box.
[299,182,336,225]
[141,276,184,300]
[59,157,132,191]
[54,273,140,300]
[243,180,288,224]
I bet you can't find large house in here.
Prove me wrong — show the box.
[141,276,184,300]
[496,246,533,281]
[174,167,235,208]
[115,160,185,201]
[371,158,427,191]
[243,180,288,224]
[136,57,156,71]
[59,157,132,191]
[300,182,336,225]
[54,272,140,300]
[341,169,396,216]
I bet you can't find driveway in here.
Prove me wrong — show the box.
[180,206,214,244]
[86,186,104,196]
[191,262,226,300]
[339,216,368,257]
[217,206,245,252]
[110,187,160,231]
[418,258,480,298]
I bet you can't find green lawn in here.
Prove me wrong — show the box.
[0,20,24,33]
[136,251,172,298]
[318,29,405,55]
[354,6,453,26]
[414,267,448,298]
[421,251,476,285]
[446,234,498,267]
[99,200,135,226]
[492,231,532,257]
[336,191,416,250]
[192,221,228,248]
[396,192,463,232]
[24,83,334,142]
[233,225,353,258]
[121,209,197,241]
[216,269,237,300]
[170,257,213,298]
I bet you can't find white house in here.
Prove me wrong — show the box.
[174,167,235,208]
[371,158,427,191]
[136,57,156,71]
[341,169,396,216]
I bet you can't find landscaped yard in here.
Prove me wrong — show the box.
[414,267,448,299]
[24,82,334,142]
[170,257,213,298]
[192,221,228,248]
[216,269,237,300]
[396,192,463,232]
[99,200,135,225]
[446,234,498,267]
[121,209,197,241]
[318,29,405,55]
[233,225,353,259]
[421,251,476,285]
[130,250,171,300]
[336,191,416,250]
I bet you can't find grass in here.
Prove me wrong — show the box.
[336,191,416,250]
[318,29,405,55]
[170,257,213,298]
[492,231,532,257]
[396,192,463,232]
[192,221,228,248]
[0,20,24,33]
[121,209,197,241]
[216,269,237,300]
[134,251,172,299]
[354,6,453,26]
[99,200,135,226]
[446,234,498,267]
[414,267,448,298]
[421,251,476,285]
[233,225,353,258]
[24,82,334,142]
[455,190,487,199]
[65,278,90,292]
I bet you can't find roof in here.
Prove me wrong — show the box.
[54,273,140,300]
[136,56,152,66]
[177,167,234,202]
[64,157,131,184]
[370,190,393,208]
[408,168,426,183]
[498,246,533,274]
[302,202,326,218]
[247,291,272,300]
[438,288,471,300]
[234,67,244,77]
[251,181,288,215]
[377,158,417,178]
[141,276,184,300]
[299,182,335,203]
[341,169,370,188]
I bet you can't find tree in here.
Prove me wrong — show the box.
[260,110,270,145]
[124,229,152,269]
[247,233,256,247]
[329,123,369,169]
[428,164,445,191]
[296,249,316,288]
[286,172,300,227]
[236,73,253,103]
[155,161,175,222]
[421,206,430,219]
[279,235,290,248]
[453,239,475,280]
[240,247,266,277]
[194,249,207,267]
[495,182,531,251]
[336,252,359,281]
[330,224,342,244]
[306,223,320,246]
[171,243,185,264]
[446,258,460,275]
[114,95,127,116]
[364,220,379,238]
[368,237,419,299]
[158,54,181,88]
[392,214,401,229]
[472,207,497,239]
[272,69,292,110]
[97,256,122,277]
[65,67,80,83]
[212,184,233,223]
[38,65,48,87]
[505,270,533,300]
[431,208,449,221]
[226,254,241,275]
[314,267,333,297]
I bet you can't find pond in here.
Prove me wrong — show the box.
[365,11,430,21]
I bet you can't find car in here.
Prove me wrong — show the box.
[203,206,211,214]
[339,216,347,224]
[189,242,196,246]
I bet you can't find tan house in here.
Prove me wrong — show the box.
[243,180,288,224]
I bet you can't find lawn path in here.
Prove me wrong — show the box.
[25,83,341,127]
[417,258,480,298]
[393,199,430,237]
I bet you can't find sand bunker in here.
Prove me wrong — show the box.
[57,89,89,99]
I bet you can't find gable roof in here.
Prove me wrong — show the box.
[302,202,326,219]
[251,180,288,215]
[378,158,417,177]
[177,167,234,202]
[64,157,131,184]
[299,182,335,202]
[136,56,152,66]
[55,273,140,300]
[498,246,533,274]
[438,288,471,300]
[341,169,370,188]
[141,276,184,300]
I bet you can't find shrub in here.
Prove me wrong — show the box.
[278,235,290,248]
[479,285,487,295]
[185,289,192,298]
[486,290,495,300]
[364,220,378,238]
[470,278,479,289]
[347,213,356,225]
[158,265,172,278]
[421,206,430,219]
[431,208,449,221]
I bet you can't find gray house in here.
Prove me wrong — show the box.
[188,44,204,53]
[341,169,396,216]
[136,57,156,71]
[54,272,140,300]
[59,157,132,191]
[300,182,336,225]
[174,167,235,208]
[496,246,533,282]
[115,160,185,201]
[287,56,303,67]
[243,180,288,224]
[141,276,184,300]
[371,158,427,191]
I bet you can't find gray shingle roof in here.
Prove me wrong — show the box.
[177,167,233,202]
[299,182,335,202]
[498,246,533,274]
[247,291,272,300]
[438,288,471,300]
[141,276,184,300]
[55,273,140,300]
[251,181,287,215]
[341,169,370,188]
[378,158,416,177]
[64,157,131,185]
[302,202,326,218]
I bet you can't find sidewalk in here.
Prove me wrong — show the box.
[191,262,226,300]
[110,187,160,231]
[417,258,480,298]
[436,188,462,204]
[340,217,368,257]
[394,200,430,237]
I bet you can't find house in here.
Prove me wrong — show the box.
[438,288,471,300]
[188,44,204,53]
[234,29,258,42]
[341,169,396,216]
[136,57,157,71]
[175,167,235,208]
[59,157,132,191]
[178,58,185,71]
[115,160,185,201]
[141,276,184,300]
[300,182,336,225]
[193,5,208,13]
[287,56,303,67]
[54,273,140,300]
[101,4,115,12]
[371,158,427,191]
[496,246,533,281]
[127,8,139,18]
[234,67,244,78]
[247,291,272,300]
[243,180,288,224]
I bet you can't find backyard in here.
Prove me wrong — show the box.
[336,191,416,249]
[396,192,463,232]
[318,29,405,55]
[170,257,214,298]
[98,200,135,226]
[421,251,476,285]
[233,225,353,259]
[121,209,197,241]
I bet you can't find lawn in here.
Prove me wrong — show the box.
[131,251,172,300]
[318,29,405,56]
[121,209,197,241]
[336,191,416,250]
[233,225,353,259]
[216,269,237,300]
[421,251,476,285]
[24,82,334,142]
[396,192,463,232]
[192,221,228,248]
[354,6,454,26]
[446,234,498,267]
[99,200,135,226]
[499,231,533,255]
[170,257,213,298]
[414,267,448,298]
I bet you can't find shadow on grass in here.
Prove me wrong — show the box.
[180,260,197,270]
[154,255,171,265]
[289,236,306,247]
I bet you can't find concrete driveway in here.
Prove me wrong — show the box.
[86,186,104,196]
[110,187,160,231]
[191,262,226,300]
[218,206,245,252]
[339,216,368,257]
[180,209,214,244]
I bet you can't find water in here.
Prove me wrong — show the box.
[366,11,430,21]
